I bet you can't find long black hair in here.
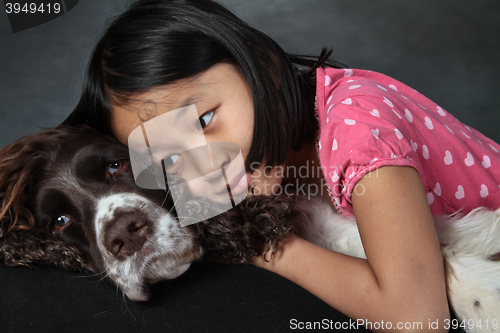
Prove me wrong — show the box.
[63,0,344,171]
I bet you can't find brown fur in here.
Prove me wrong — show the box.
[0,128,93,271]
[188,194,298,264]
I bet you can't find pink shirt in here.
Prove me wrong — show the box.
[316,67,500,217]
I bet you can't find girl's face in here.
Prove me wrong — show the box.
[111,63,283,202]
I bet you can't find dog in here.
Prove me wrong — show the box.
[1,126,499,332]
[0,125,199,301]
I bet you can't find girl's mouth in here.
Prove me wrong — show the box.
[226,171,250,197]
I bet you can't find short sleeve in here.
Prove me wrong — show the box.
[318,89,425,216]
[317,66,500,216]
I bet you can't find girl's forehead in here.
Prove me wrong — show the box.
[117,62,241,109]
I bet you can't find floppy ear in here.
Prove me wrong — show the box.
[0,131,93,272]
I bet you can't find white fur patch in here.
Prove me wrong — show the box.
[94,193,196,301]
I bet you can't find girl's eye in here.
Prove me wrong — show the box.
[108,160,125,175]
[53,215,70,232]
[164,154,180,168]
[196,110,214,132]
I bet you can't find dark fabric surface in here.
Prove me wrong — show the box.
[0,260,467,333]
[0,261,372,333]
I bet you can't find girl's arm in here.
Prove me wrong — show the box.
[254,166,450,333]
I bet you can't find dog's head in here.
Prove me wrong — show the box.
[0,126,199,301]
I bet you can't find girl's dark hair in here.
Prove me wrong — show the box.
[63,0,344,170]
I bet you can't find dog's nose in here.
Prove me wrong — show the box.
[104,212,147,256]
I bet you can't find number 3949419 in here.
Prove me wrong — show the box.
[5,2,61,14]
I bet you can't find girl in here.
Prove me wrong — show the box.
[64,0,500,331]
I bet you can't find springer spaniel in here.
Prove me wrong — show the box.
[0,126,199,301]
[0,126,499,332]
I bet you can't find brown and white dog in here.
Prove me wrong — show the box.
[0,126,198,301]
[0,126,498,332]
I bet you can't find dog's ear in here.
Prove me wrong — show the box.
[0,132,46,232]
[192,194,298,264]
[1,227,94,271]
[0,130,93,272]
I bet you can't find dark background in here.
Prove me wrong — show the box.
[0,1,497,332]
[0,0,499,148]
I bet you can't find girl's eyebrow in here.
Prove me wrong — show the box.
[180,92,206,108]
[170,93,207,124]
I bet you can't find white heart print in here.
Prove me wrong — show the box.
[422,145,429,159]
[427,192,434,205]
[371,129,380,140]
[344,119,356,125]
[437,106,446,116]
[411,140,418,152]
[444,125,454,135]
[464,152,474,166]
[349,85,361,90]
[482,155,491,168]
[434,183,442,196]
[344,69,353,77]
[370,109,380,117]
[394,128,404,140]
[342,98,352,105]
[389,84,398,91]
[324,76,331,86]
[424,117,434,130]
[444,151,453,165]
[455,185,465,200]
[331,170,340,182]
[404,109,413,122]
[383,97,393,107]
[332,139,338,151]
[461,130,470,139]
[480,184,489,198]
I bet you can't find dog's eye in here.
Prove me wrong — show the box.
[108,160,125,175]
[53,215,70,232]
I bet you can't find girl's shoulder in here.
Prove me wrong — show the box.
[317,67,428,108]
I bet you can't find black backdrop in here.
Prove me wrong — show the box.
[0,1,498,332]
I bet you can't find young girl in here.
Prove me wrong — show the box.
[64,0,500,331]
